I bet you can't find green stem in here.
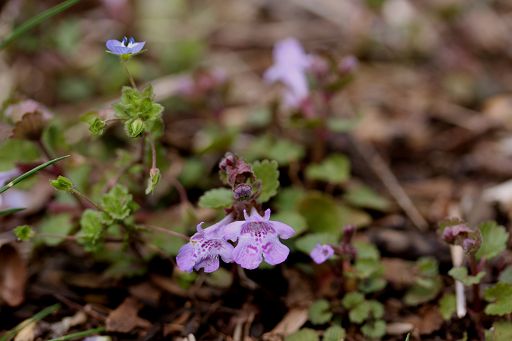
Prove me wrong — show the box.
[0,304,60,341]
[48,327,106,341]
[121,58,137,89]
[70,188,102,211]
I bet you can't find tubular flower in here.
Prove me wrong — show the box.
[223,208,295,270]
[106,36,145,56]
[176,215,234,273]
[310,244,334,264]
[264,38,311,108]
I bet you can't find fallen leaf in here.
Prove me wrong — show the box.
[403,305,443,335]
[0,243,27,306]
[106,297,151,333]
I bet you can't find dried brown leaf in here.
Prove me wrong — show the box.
[0,243,27,306]
[106,297,150,333]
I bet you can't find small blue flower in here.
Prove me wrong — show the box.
[106,36,145,56]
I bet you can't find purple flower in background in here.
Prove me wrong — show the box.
[106,36,145,56]
[0,169,28,209]
[176,215,235,273]
[224,208,295,269]
[264,38,311,107]
[310,244,334,264]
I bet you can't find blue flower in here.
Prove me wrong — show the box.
[106,36,145,56]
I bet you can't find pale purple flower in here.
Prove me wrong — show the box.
[223,208,295,270]
[310,244,334,264]
[106,36,145,56]
[264,38,312,107]
[176,215,235,273]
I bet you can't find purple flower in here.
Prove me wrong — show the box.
[264,38,311,108]
[106,36,145,56]
[176,215,235,273]
[310,244,335,264]
[223,208,295,270]
[0,169,28,209]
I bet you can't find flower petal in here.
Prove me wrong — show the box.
[233,241,262,270]
[129,42,145,54]
[176,243,195,272]
[222,221,244,241]
[195,256,220,273]
[218,242,234,263]
[262,239,289,265]
[106,40,128,55]
[271,221,295,239]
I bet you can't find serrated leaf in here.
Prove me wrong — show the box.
[308,299,333,325]
[361,320,386,339]
[252,160,279,203]
[285,328,319,341]
[198,188,233,209]
[305,154,350,184]
[344,185,391,211]
[449,267,485,286]
[275,187,306,212]
[295,233,338,254]
[298,192,342,236]
[272,211,307,235]
[349,302,370,323]
[78,209,105,251]
[484,283,512,316]
[404,277,442,306]
[322,325,346,341]
[475,221,508,261]
[100,184,135,221]
[439,293,456,320]
[37,213,73,246]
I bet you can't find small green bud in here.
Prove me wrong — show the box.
[126,118,145,138]
[89,117,106,136]
[14,225,34,241]
[145,167,160,195]
[50,176,74,191]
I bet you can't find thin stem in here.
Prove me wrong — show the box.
[148,137,157,170]
[121,58,137,89]
[71,188,102,211]
[48,327,105,341]
[469,255,485,341]
[140,224,189,241]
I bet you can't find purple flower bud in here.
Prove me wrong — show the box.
[106,36,145,56]
[218,153,253,187]
[442,224,473,244]
[310,244,335,264]
[233,184,252,201]
[223,208,295,270]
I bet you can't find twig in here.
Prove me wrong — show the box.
[140,224,189,241]
[351,138,428,230]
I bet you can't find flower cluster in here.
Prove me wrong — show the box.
[176,208,295,272]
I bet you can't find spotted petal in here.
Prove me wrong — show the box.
[262,239,289,265]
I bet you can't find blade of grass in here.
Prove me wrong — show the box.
[0,207,25,216]
[0,303,60,341]
[48,327,106,341]
[0,0,81,50]
[0,155,70,194]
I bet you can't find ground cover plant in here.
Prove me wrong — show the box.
[1,0,512,340]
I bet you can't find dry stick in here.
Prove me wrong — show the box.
[351,138,429,231]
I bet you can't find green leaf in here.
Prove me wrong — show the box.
[125,118,145,138]
[308,299,333,325]
[488,321,512,341]
[295,233,338,254]
[13,225,34,241]
[404,277,442,306]
[348,302,370,323]
[326,117,360,133]
[275,187,306,212]
[342,292,365,310]
[354,258,383,279]
[344,185,391,211]
[252,160,279,203]
[145,167,161,195]
[475,221,509,261]
[0,155,70,194]
[50,175,74,191]
[100,184,135,221]
[198,188,233,209]
[499,266,512,284]
[0,139,39,171]
[266,139,305,165]
[298,192,343,236]
[322,325,346,341]
[305,154,350,184]
[354,241,380,260]
[439,293,456,320]
[361,320,386,339]
[113,85,163,130]
[368,300,384,319]
[205,268,233,289]
[417,257,439,277]
[449,267,486,286]
[0,207,25,217]
[78,210,105,251]
[272,211,307,235]
[359,277,387,294]
[484,283,512,316]
[37,214,73,246]
[285,328,319,341]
